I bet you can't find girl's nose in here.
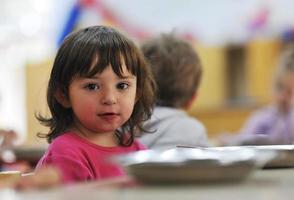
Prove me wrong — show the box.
[101,90,117,105]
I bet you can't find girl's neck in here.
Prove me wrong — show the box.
[69,126,119,147]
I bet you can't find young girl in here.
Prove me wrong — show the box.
[35,25,156,184]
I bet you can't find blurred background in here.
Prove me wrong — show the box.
[1,0,294,144]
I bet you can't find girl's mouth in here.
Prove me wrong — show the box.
[99,112,118,116]
[98,113,119,121]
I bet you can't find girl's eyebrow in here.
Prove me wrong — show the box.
[119,75,136,80]
[87,75,136,80]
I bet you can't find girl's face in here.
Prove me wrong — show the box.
[274,73,294,112]
[66,64,137,138]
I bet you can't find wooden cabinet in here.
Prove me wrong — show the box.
[25,60,51,144]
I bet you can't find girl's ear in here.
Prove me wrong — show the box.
[54,88,71,108]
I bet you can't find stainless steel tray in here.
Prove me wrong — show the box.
[244,145,294,168]
[114,148,272,184]
[203,145,294,168]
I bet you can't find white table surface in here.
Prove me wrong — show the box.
[0,168,293,200]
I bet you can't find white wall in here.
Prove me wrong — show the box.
[0,67,26,142]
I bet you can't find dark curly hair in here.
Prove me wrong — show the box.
[37,25,156,146]
[141,33,202,108]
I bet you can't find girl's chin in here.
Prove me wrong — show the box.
[92,127,119,134]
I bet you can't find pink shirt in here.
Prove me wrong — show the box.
[36,132,146,184]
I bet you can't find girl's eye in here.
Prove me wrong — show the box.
[85,84,99,90]
[117,82,129,90]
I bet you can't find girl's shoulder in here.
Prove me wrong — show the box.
[50,132,147,152]
[50,132,78,144]
[48,132,84,151]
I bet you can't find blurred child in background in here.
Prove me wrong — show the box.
[0,129,17,172]
[139,34,208,150]
[0,129,17,149]
[219,45,294,146]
